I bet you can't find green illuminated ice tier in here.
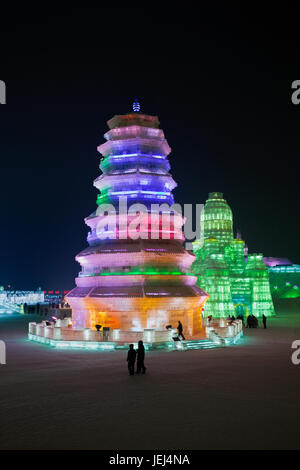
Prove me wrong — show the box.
[197,192,234,249]
[245,254,275,317]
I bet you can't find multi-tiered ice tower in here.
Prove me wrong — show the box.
[67,103,208,336]
[193,192,275,318]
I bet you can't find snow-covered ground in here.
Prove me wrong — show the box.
[0,312,300,450]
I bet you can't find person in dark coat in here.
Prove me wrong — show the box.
[262,314,267,329]
[136,340,146,374]
[127,344,136,376]
[177,320,185,340]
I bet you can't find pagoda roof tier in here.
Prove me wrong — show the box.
[77,239,190,256]
[93,171,177,191]
[104,125,165,142]
[67,284,208,299]
[107,114,160,130]
[76,252,195,273]
[85,206,183,222]
[97,138,171,157]
[85,210,184,226]
[75,273,198,288]
[98,168,171,177]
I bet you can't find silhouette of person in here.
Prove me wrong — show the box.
[127,344,136,376]
[177,320,185,340]
[262,314,267,329]
[136,340,146,374]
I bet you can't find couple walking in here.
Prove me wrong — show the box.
[127,340,146,376]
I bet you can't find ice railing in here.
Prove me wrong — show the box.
[29,321,178,343]
[29,318,243,344]
[204,318,243,341]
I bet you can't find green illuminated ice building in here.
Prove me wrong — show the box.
[193,192,275,318]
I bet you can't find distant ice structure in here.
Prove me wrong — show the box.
[193,192,275,318]
[0,287,44,314]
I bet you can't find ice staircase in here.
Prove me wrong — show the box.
[181,339,219,350]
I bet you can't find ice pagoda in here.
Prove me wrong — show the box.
[67,102,208,336]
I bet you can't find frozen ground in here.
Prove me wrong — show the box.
[0,312,300,450]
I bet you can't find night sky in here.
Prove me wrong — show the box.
[1,9,299,290]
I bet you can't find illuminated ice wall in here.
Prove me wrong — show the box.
[193,192,275,318]
[0,287,44,314]
[268,264,300,299]
[67,104,208,334]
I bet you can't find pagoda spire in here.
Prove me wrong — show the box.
[133,98,140,112]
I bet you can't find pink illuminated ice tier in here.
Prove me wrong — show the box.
[66,104,208,336]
